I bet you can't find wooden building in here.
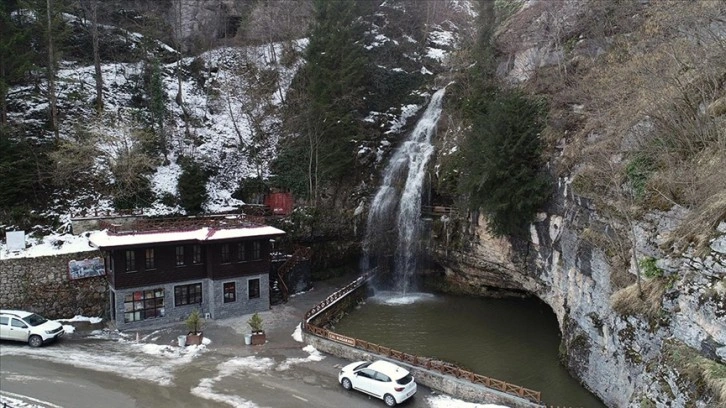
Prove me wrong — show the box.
[89,215,284,330]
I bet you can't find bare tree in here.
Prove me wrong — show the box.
[46,0,59,142]
[79,0,103,112]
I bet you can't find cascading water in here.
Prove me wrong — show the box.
[362,87,446,294]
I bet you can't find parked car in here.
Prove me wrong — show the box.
[0,309,64,347]
[338,359,417,406]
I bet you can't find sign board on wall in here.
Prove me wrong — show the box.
[6,231,25,252]
[68,257,106,280]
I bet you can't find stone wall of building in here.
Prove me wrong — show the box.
[0,251,109,320]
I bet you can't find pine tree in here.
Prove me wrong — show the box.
[0,2,33,125]
[459,90,551,237]
[297,0,369,202]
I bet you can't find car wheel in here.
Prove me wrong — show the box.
[384,394,397,407]
[28,335,43,348]
[341,378,352,390]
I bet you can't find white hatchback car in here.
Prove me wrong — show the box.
[338,359,417,406]
[0,309,64,347]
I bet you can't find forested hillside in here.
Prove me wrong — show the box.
[0,0,473,240]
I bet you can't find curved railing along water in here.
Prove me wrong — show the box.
[302,272,542,404]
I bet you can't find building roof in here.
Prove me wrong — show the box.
[88,215,285,248]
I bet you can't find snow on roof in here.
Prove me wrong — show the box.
[89,225,285,248]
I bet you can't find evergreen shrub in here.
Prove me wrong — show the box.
[177,158,208,213]
[458,90,552,237]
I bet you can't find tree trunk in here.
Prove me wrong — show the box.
[1,62,7,124]
[46,0,59,142]
[91,0,103,112]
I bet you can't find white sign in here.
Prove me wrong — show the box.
[6,231,25,251]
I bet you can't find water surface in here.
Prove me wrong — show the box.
[333,291,605,408]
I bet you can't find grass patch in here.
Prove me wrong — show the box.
[663,339,726,404]
[611,277,667,320]
[639,257,664,279]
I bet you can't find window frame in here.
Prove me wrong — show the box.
[174,283,203,307]
[252,241,261,260]
[123,289,165,323]
[220,243,231,263]
[236,242,246,262]
[223,282,236,303]
[175,245,185,267]
[248,278,260,299]
[125,250,136,272]
[192,245,202,264]
[144,248,156,270]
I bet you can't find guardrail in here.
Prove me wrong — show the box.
[421,205,458,217]
[302,273,542,404]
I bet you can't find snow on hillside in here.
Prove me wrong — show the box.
[3,1,475,259]
[7,23,306,216]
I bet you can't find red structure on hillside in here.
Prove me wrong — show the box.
[264,192,293,216]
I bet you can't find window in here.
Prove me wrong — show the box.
[145,248,155,270]
[374,372,391,382]
[175,246,185,266]
[0,316,7,325]
[174,283,202,307]
[252,241,261,260]
[11,318,28,329]
[192,245,202,264]
[358,369,375,379]
[223,282,236,303]
[123,289,164,322]
[236,242,246,262]
[248,278,260,299]
[125,250,136,272]
[221,243,230,263]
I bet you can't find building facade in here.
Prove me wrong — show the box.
[89,216,284,330]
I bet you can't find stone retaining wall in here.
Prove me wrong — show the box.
[0,251,109,320]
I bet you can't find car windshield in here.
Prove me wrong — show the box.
[396,374,413,385]
[24,314,48,326]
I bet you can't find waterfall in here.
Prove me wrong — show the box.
[362,88,446,294]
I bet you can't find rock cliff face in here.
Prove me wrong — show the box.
[432,0,725,406]
[434,184,726,406]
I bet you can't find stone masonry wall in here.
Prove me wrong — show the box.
[0,251,109,320]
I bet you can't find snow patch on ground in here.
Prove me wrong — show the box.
[190,355,275,408]
[428,395,511,408]
[276,345,325,371]
[292,323,303,342]
[1,232,97,260]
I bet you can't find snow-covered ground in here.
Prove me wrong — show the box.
[0,316,509,408]
[0,231,97,260]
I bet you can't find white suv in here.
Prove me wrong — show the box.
[339,359,417,406]
[0,309,65,347]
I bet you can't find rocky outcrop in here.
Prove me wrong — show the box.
[433,180,725,406]
[428,1,726,406]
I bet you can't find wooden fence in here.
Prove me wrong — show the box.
[302,272,542,404]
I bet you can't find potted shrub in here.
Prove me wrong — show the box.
[247,312,265,345]
[185,309,205,345]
